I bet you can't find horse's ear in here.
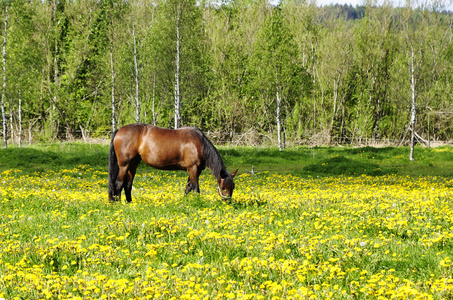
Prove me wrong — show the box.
[231,169,238,177]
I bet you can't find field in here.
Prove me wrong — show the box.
[1,143,453,299]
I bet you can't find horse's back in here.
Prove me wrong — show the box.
[115,124,204,171]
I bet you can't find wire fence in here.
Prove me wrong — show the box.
[2,127,453,148]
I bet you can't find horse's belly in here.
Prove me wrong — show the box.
[141,154,184,170]
[151,164,186,171]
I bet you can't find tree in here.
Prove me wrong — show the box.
[108,1,117,132]
[155,0,208,129]
[283,0,321,139]
[1,3,7,148]
[398,1,450,159]
[132,21,140,122]
[174,2,181,128]
[316,17,355,143]
[103,0,129,133]
[202,0,267,135]
[251,3,310,150]
[352,1,397,142]
[6,0,38,145]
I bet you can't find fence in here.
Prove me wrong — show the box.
[2,127,453,148]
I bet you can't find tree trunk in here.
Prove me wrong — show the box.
[174,5,181,129]
[330,72,341,143]
[409,47,416,161]
[110,37,116,132]
[152,73,156,126]
[276,87,282,151]
[9,108,12,144]
[28,122,32,145]
[311,42,316,131]
[51,0,59,139]
[19,90,22,148]
[1,5,7,149]
[133,22,140,123]
[276,66,283,151]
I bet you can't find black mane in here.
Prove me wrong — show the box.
[199,129,228,183]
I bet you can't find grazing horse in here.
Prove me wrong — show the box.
[108,123,238,202]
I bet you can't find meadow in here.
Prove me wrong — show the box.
[1,143,453,299]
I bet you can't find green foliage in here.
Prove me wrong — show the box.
[1,1,453,146]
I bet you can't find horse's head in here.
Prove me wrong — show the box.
[218,169,238,200]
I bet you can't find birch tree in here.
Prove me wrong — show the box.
[157,0,207,128]
[401,1,436,160]
[132,21,140,122]
[1,4,7,149]
[110,18,116,131]
[174,3,181,128]
[203,0,266,133]
[352,2,396,142]
[252,4,309,150]
[317,19,355,143]
[409,46,416,160]
[107,1,119,132]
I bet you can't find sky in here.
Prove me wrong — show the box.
[314,0,453,11]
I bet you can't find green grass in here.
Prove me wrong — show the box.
[2,142,452,178]
[2,143,453,299]
[0,142,108,174]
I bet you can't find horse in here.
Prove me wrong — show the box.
[108,123,238,202]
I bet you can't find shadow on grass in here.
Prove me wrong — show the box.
[304,156,398,176]
[0,145,108,174]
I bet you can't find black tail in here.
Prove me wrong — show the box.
[108,129,119,201]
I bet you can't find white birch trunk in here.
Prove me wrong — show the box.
[277,89,282,151]
[133,22,140,123]
[1,6,7,149]
[409,47,416,161]
[110,38,116,132]
[276,67,283,151]
[152,73,156,126]
[51,0,58,137]
[311,42,316,129]
[174,6,181,129]
[19,90,22,148]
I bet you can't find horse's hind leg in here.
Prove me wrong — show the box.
[113,165,128,202]
[109,173,122,201]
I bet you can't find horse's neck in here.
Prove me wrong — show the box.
[202,135,226,183]
[206,155,226,184]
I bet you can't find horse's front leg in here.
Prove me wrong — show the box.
[185,166,200,195]
[124,159,140,203]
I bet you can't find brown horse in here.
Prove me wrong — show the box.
[108,123,237,202]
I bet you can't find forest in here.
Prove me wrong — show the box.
[0,0,452,148]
